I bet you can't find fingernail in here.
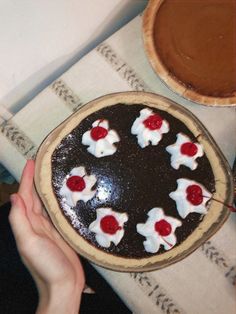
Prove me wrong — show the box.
[10,194,17,205]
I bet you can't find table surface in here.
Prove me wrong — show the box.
[0,10,235,314]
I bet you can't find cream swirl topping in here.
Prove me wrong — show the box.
[137,208,182,253]
[166,133,203,170]
[82,119,120,158]
[169,178,212,218]
[89,208,128,248]
[60,166,97,207]
[131,108,169,148]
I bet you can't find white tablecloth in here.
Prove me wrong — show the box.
[0,14,235,314]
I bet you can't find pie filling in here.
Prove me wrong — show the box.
[153,0,236,97]
[51,104,215,258]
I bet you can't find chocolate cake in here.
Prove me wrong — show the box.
[35,92,233,271]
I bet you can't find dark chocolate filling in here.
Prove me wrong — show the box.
[51,104,215,258]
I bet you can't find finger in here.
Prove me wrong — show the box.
[48,222,74,253]
[18,160,35,209]
[41,206,50,219]
[51,226,81,264]
[9,194,34,245]
[19,159,35,193]
[32,185,44,214]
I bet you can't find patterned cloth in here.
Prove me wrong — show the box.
[0,15,235,314]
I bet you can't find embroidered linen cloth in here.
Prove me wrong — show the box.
[0,15,236,314]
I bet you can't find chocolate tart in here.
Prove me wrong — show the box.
[143,0,236,106]
[35,92,233,271]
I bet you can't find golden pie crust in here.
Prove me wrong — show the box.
[35,92,233,271]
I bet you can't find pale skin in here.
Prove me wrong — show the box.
[9,160,85,314]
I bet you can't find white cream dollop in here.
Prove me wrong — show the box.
[82,119,120,158]
[89,208,128,248]
[166,133,204,170]
[136,208,182,253]
[60,166,97,207]
[169,178,212,218]
[131,108,169,148]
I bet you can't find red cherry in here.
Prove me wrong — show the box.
[90,126,108,141]
[143,114,163,130]
[155,219,172,236]
[66,175,86,192]
[186,184,203,205]
[181,142,198,157]
[100,215,122,235]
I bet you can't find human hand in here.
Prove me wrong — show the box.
[9,160,85,314]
